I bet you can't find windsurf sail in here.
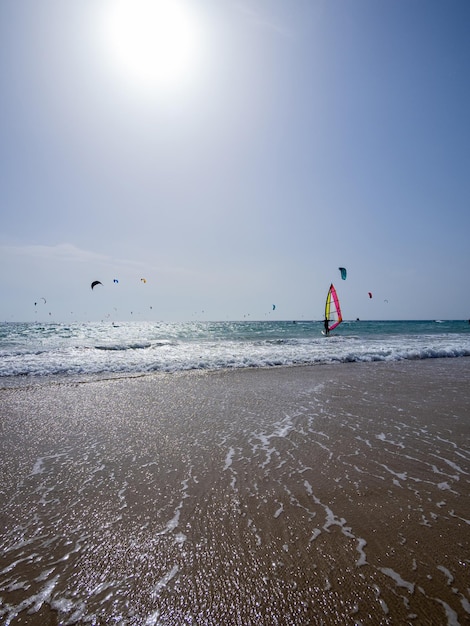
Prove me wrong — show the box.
[324,283,343,333]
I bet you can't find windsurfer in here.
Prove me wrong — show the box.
[323,284,342,336]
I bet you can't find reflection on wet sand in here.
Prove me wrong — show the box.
[1,359,469,624]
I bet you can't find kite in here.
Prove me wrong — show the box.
[338,267,347,280]
[368,292,373,299]
[141,278,147,283]
[272,304,276,311]
[113,279,119,284]
[91,281,103,290]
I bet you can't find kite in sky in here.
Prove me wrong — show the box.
[91,281,103,290]
[338,267,347,280]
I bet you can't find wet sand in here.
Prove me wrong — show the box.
[1,358,469,625]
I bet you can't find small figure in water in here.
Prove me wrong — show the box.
[324,318,329,335]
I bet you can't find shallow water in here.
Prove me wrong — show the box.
[0,359,469,624]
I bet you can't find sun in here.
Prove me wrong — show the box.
[99,0,204,92]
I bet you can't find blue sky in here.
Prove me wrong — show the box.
[1,0,469,322]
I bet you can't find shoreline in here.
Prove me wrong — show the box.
[1,357,469,624]
[1,352,469,390]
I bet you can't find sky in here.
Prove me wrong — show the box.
[1,0,469,322]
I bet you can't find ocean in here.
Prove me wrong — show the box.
[1,319,470,382]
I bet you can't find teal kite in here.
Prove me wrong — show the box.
[338,267,347,280]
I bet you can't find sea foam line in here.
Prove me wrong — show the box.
[304,480,368,566]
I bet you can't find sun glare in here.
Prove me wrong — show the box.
[99,0,203,92]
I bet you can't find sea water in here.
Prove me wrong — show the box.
[1,319,469,382]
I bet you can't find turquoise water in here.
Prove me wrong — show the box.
[1,319,469,380]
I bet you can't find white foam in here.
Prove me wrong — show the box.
[379,567,415,594]
[30,453,66,476]
[224,447,235,471]
[153,565,179,597]
[2,319,470,378]
[438,482,456,492]
[449,510,470,525]
[432,455,468,476]
[304,480,368,566]
[434,598,459,626]
[378,463,407,481]
[7,576,60,620]
[460,595,470,615]
[34,567,56,582]
[356,538,368,567]
[163,509,180,533]
[309,528,321,543]
[379,598,389,614]
[145,609,161,625]
[437,565,454,585]
[31,458,44,475]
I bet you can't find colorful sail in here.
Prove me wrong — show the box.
[325,283,343,333]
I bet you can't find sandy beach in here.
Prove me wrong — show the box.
[1,358,469,625]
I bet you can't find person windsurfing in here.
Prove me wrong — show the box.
[323,284,342,336]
